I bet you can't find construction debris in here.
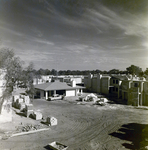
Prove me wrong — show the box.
[79,93,98,102]
[48,141,68,150]
[79,93,109,106]
[12,93,31,109]
[16,124,43,132]
[95,98,109,106]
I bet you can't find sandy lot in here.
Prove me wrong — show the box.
[0,96,148,150]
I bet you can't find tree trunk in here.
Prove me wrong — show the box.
[0,97,4,114]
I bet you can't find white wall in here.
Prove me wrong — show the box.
[101,77,110,95]
[66,90,76,96]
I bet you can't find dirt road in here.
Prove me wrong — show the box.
[0,98,148,150]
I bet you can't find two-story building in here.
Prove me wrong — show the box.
[109,75,129,98]
[121,76,146,106]
[84,73,148,106]
[84,73,111,95]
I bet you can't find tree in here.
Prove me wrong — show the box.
[126,65,143,76]
[108,69,120,74]
[144,68,148,76]
[0,48,24,93]
[0,48,35,113]
[51,69,58,76]
[0,48,23,113]
[23,62,35,99]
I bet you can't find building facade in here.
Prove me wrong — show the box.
[84,73,148,106]
[84,73,111,95]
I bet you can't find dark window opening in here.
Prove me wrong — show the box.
[134,83,139,87]
[116,80,118,84]
[116,88,118,92]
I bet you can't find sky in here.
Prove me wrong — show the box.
[0,0,148,71]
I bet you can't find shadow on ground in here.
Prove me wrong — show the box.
[109,123,148,150]
[44,145,53,150]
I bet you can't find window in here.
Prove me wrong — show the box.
[113,80,115,84]
[134,83,139,87]
[116,88,118,92]
[116,80,118,84]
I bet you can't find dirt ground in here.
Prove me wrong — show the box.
[0,95,148,150]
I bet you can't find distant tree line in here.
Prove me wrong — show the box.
[33,65,147,77]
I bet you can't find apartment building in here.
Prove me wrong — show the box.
[84,73,148,106]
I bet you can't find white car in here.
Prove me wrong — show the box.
[48,94,62,101]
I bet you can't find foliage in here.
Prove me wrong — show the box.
[0,48,35,113]
[126,65,143,76]
[34,69,129,76]
[24,62,35,99]
[144,68,148,75]
[0,48,24,93]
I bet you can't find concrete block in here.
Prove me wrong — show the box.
[15,102,20,109]
[24,104,34,117]
[12,101,16,107]
[46,116,58,126]
[33,111,42,120]
[24,110,34,118]
[25,104,33,111]
[16,98,24,103]
[13,95,20,103]
[24,96,30,104]
[19,102,26,111]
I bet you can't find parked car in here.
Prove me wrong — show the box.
[48,94,62,101]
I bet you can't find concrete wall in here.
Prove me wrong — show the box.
[84,74,110,94]
[84,77,89,89]
[96,74,101,93]
[91,77,97,92]
[143,82,148,106]
[121,80,129,101]
[101,77,110,95]
[128,87,139,106]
